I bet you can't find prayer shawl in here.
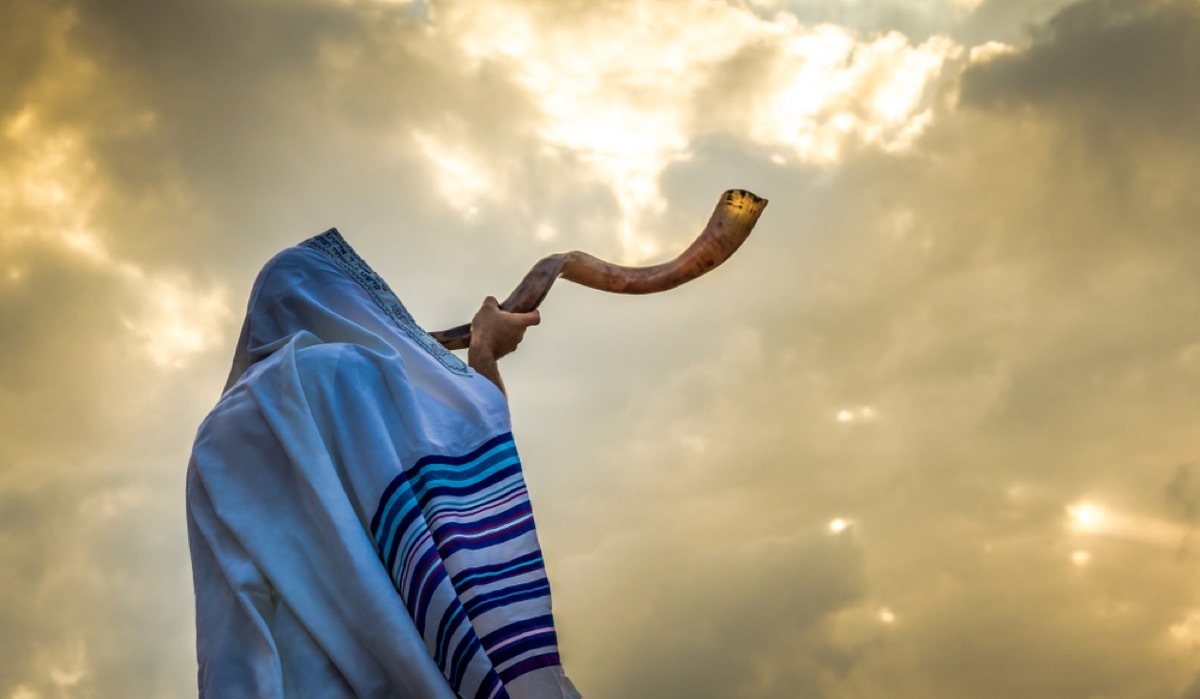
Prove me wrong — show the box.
[186,229,579,699]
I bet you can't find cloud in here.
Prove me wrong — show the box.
[1166,463,1200,522]
[436,0,966,261]
[555,527,868,698]
[743,0,990,40]
[517,1,1200,695]
[0,4,236,696]
[3,0,1200,697]
[961,0,1200,137]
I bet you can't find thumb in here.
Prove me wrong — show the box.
[515,308,541,326]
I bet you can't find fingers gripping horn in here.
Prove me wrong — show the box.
[430,189,768,350]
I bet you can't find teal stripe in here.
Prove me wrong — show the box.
[409,441,516,491]
[457,556,544,589]
[378,496,418,572]
[411,454,520,502]
[393,520,427,584]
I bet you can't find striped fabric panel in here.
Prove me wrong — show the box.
[370,433,561,699]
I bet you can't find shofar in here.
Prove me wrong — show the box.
[430,188,768,350]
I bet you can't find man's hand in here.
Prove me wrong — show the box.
[467,297,541,396]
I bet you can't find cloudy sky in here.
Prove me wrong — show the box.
[3,0,1200,696]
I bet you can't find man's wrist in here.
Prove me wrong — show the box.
[467,344,505,396]
[467,340,495,368]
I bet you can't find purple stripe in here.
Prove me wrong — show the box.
[439,518,538,558]
[498,652,562,684]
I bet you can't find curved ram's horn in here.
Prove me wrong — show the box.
[430,189,767,350]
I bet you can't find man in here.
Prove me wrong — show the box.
[186,228,580,698]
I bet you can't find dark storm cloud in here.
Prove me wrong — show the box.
[62,0,429,267]
[961,0,1200,136]
[954,0,1077,43]
[1166,463,1200,523]
[0,0,71,121]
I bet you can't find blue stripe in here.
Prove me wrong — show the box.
[376,463,520,571]
[449,631,484,690]
[497,652,561,685]
[487,630,558,666]
[473,671,509,699]
[370,464,412,532]
[424,481,527,520]
[414,464,522,511]
[452,550,545,591]
[378,496,420,572]
[463,578,551,619]
[478,614,557,649]
[371,432,516,538]
[431,501,529,541]
[413,554,449,631]
[390,520,429,585]
[410,432,514,471]
[383,500,423,574]
[412,457,521,506]
[372,479,415,542]
[365,431,557,699]
[409,445,519,497]
[439,519,538,559]
[402,542,439,618]
[434,603,469,668]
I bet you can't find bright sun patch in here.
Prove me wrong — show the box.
[1067,502,1107,532]
[439,0,965,261]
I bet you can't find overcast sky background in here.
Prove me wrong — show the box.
[3,0,1200,697]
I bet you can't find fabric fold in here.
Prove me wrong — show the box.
[187,230,579,699]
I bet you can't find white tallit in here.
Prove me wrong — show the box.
[186,229,579,699]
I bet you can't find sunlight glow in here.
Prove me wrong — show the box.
[969,41,1017,64]
[837,406,877,424]
[879,608,896,624]
[447,1,712,261]
[1063,500,1188,550]
[1070,550,1091,566]
[1,106,231,371]
[1170,610,1200,646]
[47,638,87,688]
[751,29,960,163]
[412,130,498,221]
[444,2,965,261]
[828,518,850,534]
[122,275,232,370]
[1067,503,1107,532]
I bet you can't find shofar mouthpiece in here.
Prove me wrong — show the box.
[430,189,767,350]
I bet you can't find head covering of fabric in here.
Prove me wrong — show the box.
[186,229,580,699]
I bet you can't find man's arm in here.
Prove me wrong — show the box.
[467,296,540,397]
